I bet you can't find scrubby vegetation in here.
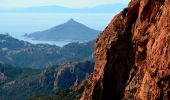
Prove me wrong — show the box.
[29,88,84,100]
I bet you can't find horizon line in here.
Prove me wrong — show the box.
[0,3,127,9]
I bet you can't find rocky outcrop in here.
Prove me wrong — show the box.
[81,0,170,100]
[54,61,94,90]
[39,61,94,90]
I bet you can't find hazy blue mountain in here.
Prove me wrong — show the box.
[26,19,101,41]
[0,34,94,68]
[0,4,126,13]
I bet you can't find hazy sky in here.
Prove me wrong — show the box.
[0,0,130,8]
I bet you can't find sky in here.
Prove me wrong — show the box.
[0,0,130,8]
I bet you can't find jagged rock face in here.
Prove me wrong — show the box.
[39,61,94,90]
[81,0,170,100]
[54,61,94,90]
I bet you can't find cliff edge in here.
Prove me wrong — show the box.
[81,0,170,99]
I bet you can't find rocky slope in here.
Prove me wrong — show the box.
[33,61,94,100]
[81,0,170,100]
[39,61,94,90]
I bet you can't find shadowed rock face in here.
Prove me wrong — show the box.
[39,61,94,90]
[54,61,94,90]
[81,0,170,100]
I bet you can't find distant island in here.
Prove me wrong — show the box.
[0,4,126,13]
[25,19,101,42]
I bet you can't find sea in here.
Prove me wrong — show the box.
[0,13,115,46]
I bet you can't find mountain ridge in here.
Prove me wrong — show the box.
[0,34,94,68]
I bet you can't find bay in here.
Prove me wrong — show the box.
[0,13,114,46]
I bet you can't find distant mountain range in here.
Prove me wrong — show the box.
[0,34,94,68]
[25,19,101,42]
[0,4,126,13]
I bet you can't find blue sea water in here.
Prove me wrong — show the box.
[0,13,114,46]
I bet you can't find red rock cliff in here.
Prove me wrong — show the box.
[81,0,170,99]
